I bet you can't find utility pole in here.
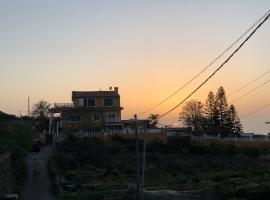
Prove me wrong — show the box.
[19,111,22,123]
[28,96,30,116]
[266,121,270,135]
[134,114,140,200]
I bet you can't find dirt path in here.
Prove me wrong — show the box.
[20,145,57,200]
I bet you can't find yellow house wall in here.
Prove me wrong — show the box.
[61,109,121,130]
[73,97,120,107]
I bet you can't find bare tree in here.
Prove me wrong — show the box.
[147,114,160,128]
[32,100,51,131]
[179,100,204,131]
[32,100,51,118]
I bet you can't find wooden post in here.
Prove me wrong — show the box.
[49,113,53,135]
[140,128,147,200]
[135,114,140,200]
[56,121,59,136]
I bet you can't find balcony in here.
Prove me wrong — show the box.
[106,118,120,123]
[54,103,74,108]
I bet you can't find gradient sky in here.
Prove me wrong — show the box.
[0,0,270,134]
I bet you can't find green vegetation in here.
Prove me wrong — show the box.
[52,135,270,200]
[0,120,32,191]
[0,111,16,121]
[180,86,243,136]
[48,156,61,195]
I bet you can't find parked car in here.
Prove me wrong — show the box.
[3,194,19,200]
[31,139,41,152]
[61,180,78,191]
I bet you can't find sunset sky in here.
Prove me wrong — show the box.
[0,0,270,134]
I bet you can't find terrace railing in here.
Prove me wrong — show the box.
[39,130,270,143]
[54,103,74,108]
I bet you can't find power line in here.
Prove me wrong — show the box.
[230,79,270,104]
[228,69,270,97]
[158,10,270,119]
[138,9,270,116]
[242,104,270,119]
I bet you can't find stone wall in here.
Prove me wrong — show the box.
[0,152,14,198]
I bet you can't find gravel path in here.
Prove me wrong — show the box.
[20,145,57,200]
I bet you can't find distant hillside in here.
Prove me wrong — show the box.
[0,111,16,121]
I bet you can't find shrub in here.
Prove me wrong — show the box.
[0,122,32,191]
[48,156,60,195]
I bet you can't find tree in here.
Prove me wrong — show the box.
[32,100,51,131]
[204,91,219,130]
[179,100,204,131]
[147,114,160,128]
[226,104,243,136]
[215,86,229,134]
[203,87,243,136]
[32,100,51,118]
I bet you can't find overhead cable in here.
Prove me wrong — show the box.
[139,9,270,116]
[242,104,270,119]
[230,79,270,104]
[158,11,270,119]
[228,69,270,97]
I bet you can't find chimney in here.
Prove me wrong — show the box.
[114,87,119,93]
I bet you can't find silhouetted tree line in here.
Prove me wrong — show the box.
[179,86,243,136]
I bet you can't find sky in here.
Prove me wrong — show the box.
[0,0,270,134]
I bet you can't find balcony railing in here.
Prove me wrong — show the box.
[106,118,120,123]
[54,103,74,108]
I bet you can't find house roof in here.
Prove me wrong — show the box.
[72,91,120,99]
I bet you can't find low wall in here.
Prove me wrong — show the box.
[40,131,270,143]
[193,134,270,142]
[0,152,14,198]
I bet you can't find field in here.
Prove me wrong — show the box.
[51,134,270,200]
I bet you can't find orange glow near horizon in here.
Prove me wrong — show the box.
[0,1,270,134]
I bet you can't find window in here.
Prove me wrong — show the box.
[104,98,114,106]
[79,98,84,106]
[92,113,100,122]
[69,113,80,122]
[107,113,116,122]
[82,98,95,107]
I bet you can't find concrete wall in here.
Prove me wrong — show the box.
[0,152,14,198]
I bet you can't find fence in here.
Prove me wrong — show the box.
[40,128,163,138]
[193,134,270,142]
[39,130,270,143]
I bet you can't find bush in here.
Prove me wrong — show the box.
[0,122,32,191]
[48,156,60,195]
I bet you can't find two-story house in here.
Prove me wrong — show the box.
[49,87,123,132]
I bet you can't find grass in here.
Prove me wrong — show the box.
[52,135,270,200]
